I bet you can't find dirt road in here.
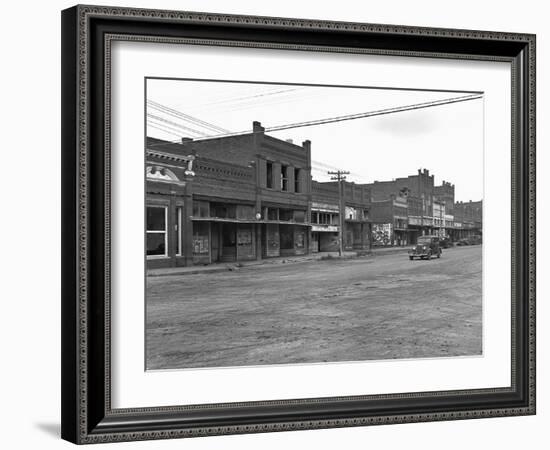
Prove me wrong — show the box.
[146,246,482,370]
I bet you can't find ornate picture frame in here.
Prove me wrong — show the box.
[61,5,536,444]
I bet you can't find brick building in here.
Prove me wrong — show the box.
[146,121,314,269]
[370,193,409,246]
[367,169,436,245]
[434,180,455,215]
[453,200,483,239]
[310,181,371,252]
[365,169,485,245]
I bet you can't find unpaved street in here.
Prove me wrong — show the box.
[146,246,482,370]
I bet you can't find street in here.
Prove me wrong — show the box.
[146,246,482,370]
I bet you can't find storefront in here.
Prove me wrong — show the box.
[311,225,339,252]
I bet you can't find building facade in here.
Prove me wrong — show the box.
[310,181,371,252]
[370,193,409,246]
[453,200,483,239]
[368,169,436,245]
[146,121,313,268]
[147,122,381,269]
[366,170,482,245]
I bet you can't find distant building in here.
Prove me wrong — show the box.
[367,169,435,245]
[434,180,455,215]
[370,193,409,246]
[453,200,483,239]
[367,170,482,245]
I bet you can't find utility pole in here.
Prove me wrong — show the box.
[328,170,350,257]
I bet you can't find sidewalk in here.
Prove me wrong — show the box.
[147,246,410,277]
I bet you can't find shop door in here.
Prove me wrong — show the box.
[211,223,221,262]
[221,223,237,262]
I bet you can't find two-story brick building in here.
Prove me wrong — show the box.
[310,181,371,252]
[146,121,313,269]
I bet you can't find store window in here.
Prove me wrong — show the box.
[267,208,278,221]
[279,209,293,221]
[147,206,167,257]
[294,210,305,223]
[192,200,209,217]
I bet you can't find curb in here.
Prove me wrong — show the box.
[147,247,414,277]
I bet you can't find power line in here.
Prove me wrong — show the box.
[147,120,202,138]
[147,123,186,138]
[172,87,302,113]
[147,113,209,136]
[147,92,483,151]
[147,92,482,148]
[147,100,230,134]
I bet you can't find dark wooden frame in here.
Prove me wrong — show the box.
[61,5,536,444]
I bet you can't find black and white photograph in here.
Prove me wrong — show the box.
[54,2,537,446]
[145,78,484,371]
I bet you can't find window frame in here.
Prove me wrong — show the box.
[266,160,273,189]
[281,164,289,191]
[146,205,168,259]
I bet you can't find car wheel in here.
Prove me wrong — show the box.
[437,250,441,258]
[426,251,432,260]
[409,256,413,260]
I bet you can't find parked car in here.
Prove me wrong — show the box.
[469,234,482,245]
[409,235,442,260]
[440,236,453,248]
[456,235,482,246]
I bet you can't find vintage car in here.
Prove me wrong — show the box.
[409,235,442,260]
[456,235,482,246]
[440,236,453,248]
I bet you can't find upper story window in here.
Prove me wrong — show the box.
[266,161,273,189]
[294,168,301,193]
[281,165,289,191]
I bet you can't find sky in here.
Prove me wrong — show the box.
[146,79,484,202]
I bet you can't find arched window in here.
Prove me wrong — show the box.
[146,165,179,181]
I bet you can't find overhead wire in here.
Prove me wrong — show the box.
[146,113,209,136]
[147,100,230,134]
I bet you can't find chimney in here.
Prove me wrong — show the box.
[252,121,265,133]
